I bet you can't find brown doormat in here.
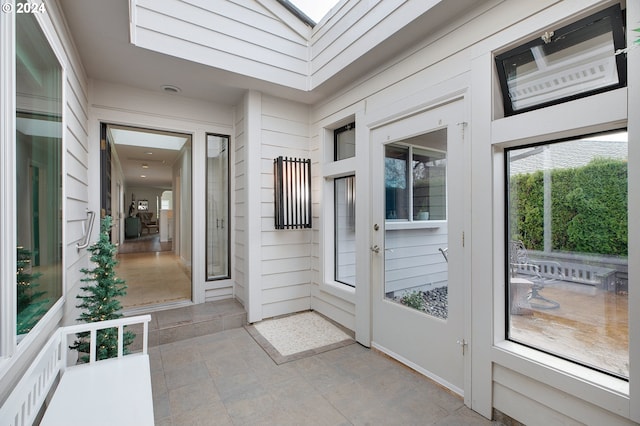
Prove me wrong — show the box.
[245,311,355,364]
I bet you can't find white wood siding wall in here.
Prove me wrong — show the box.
[259,95,312,318]
[41,1,91,326]
[384,227,448,294]
[310,0,442,87]
[131,0,310,90]
[234,105,247,305]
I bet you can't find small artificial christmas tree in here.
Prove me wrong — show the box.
[70,216,134,361]
[16,246,49,334]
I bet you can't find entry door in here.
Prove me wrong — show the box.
[371,101,466,395]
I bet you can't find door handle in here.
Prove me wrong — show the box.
[370,245,380,254]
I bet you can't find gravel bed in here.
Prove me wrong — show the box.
[396,286,448,320]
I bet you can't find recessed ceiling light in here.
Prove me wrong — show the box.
[161,85,181,94]
[140,175,147,178]
[145,151,153,155]
[142,164,149,169]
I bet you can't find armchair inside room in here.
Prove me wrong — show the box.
[509,240,561,310]
[138,212,159,234]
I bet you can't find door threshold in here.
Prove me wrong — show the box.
[122,299,193,316]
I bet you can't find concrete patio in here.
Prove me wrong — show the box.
[140,301,496,425]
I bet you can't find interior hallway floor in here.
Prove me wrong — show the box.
[116,250,191,309]
[150,325,494,425]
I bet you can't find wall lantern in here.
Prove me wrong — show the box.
[273,156,312,229]
[495,4,626,116]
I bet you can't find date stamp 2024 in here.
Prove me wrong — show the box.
[2,2,46,14]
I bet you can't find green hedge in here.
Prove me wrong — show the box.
[510,158,627,256]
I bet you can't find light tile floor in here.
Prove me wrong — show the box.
[150,327,495,425]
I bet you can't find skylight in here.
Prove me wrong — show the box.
[288,0,339,24]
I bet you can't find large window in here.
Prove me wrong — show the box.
[385,143,446,221]
[16,12,63,335]
[506,130,628,378]
[206,134,230,280]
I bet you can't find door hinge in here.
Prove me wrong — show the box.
[457,121,468,140]
[462,231,465,247]
[457,339,468,355]
[101,139,106,150]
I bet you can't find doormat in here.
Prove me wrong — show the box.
[245,311,355,364]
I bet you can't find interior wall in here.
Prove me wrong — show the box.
[173,144,192,267]
[127,186,165,224]
[110,149,126,245]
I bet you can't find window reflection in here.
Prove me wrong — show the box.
[16,12,63,335]
[206,134,230,280]
[335,176,355,286]
[506,130,628,378]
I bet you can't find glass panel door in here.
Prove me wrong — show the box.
[206,134,230,280]
[371,100,466,396]
[384,136,449,318]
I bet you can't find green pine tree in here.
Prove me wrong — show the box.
[70,216,135,361]
[16,246,49,334]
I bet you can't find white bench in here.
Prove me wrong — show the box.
[0,315,153,426]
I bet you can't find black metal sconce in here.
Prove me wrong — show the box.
[274,156,312,229]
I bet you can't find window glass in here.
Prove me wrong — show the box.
[385,145,409,220]
[412,148,446,221]
[506,130,628,378]
[334,123,355,161]
[386,144,446,221]
[335,176,355,286]
[16,12,63,335]
[496,5,625,115]
[206,134,230,280]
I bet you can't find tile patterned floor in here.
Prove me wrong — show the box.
[150,327,495,425]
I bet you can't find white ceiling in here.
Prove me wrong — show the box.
[58,0,488,188]
[58,0,485,107]
[58,0,318,106]
[109,125,189,189]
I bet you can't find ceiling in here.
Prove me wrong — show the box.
[58,0,318,105]
[58,0,486,107]
[58,0,488,188]
[109,125,189,188]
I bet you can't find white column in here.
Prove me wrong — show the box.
[245,91,263,323]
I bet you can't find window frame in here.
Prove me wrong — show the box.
[334,122,355,161]
[384,142,447,224]
[486,90,631,413]
[503,129,628,380]
[321,118,358,299]
[0,6,67,367]
[205,133,231,282]
[334,175,356,287]
[495,4,627,117]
